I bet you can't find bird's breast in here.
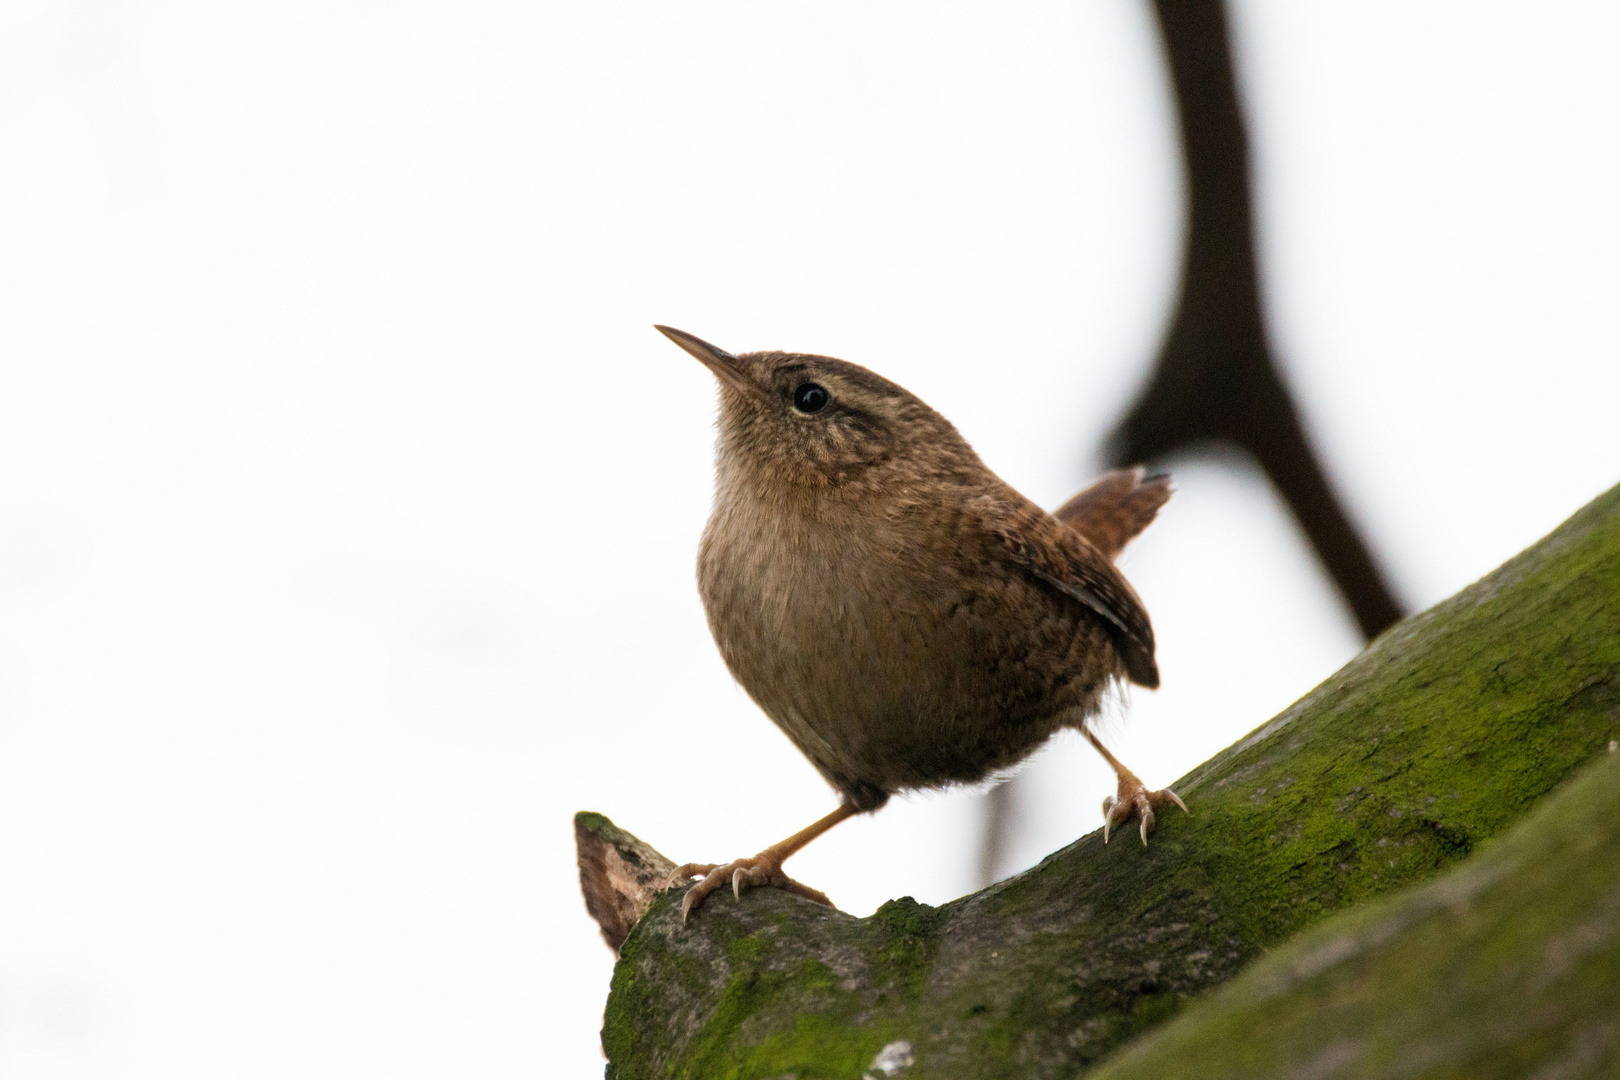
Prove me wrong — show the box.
[696,485,1056,792]
[699,494,910,700]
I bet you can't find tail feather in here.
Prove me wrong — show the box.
[1052,467,1172,560]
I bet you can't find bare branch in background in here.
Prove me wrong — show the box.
[980,0,1406,886]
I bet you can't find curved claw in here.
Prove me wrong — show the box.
[1099,786,1189,848]
[665,862,716,892]
[673,855,834,921]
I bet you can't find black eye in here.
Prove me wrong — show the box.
[792,383,830,414]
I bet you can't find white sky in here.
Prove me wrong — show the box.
[0,2,1616,1076]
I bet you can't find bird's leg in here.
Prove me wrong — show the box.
[664,802,859,922]
[1082,729,1188,845]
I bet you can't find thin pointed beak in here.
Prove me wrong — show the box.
[654,325,753,395]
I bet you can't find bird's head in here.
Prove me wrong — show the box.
[656,325,981,494]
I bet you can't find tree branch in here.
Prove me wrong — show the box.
[1093,745,1620,1079]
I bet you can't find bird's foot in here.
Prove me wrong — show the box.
[664,854,834,922]
[1102,776,1189,846]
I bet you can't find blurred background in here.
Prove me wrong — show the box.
[1,1,1617,1076]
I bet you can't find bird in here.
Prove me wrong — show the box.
[656,326,1186,919]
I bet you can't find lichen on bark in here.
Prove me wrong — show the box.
[587,484,1620,1079]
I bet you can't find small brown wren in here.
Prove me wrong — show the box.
[657,326,1186,918]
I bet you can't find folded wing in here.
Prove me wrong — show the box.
[976,487,1161,689]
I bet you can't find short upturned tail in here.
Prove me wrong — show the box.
[1052,467,1172,561]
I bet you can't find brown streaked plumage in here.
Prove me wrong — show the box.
[657,326,1186,918]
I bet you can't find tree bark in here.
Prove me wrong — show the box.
[1091,746,1620,1080]
[582,483,1620,1078]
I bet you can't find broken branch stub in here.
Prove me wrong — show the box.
[575,811,677,956]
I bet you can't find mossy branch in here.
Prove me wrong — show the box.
[580,484,1620,1079]
[1091,744,1620,1080]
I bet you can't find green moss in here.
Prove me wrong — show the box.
[600,928,654,1076]
[795,958,840,993]
[671,949,910,1079]
[725,933,769,967]
[1090,749,1620,1080]
[870,897,946,999]
[601,484,1620,1078]
[678,967,789,1078]
[723,1012,902,1080]
[869,895,944,938]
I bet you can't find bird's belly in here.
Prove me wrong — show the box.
[699,515,1081,795]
